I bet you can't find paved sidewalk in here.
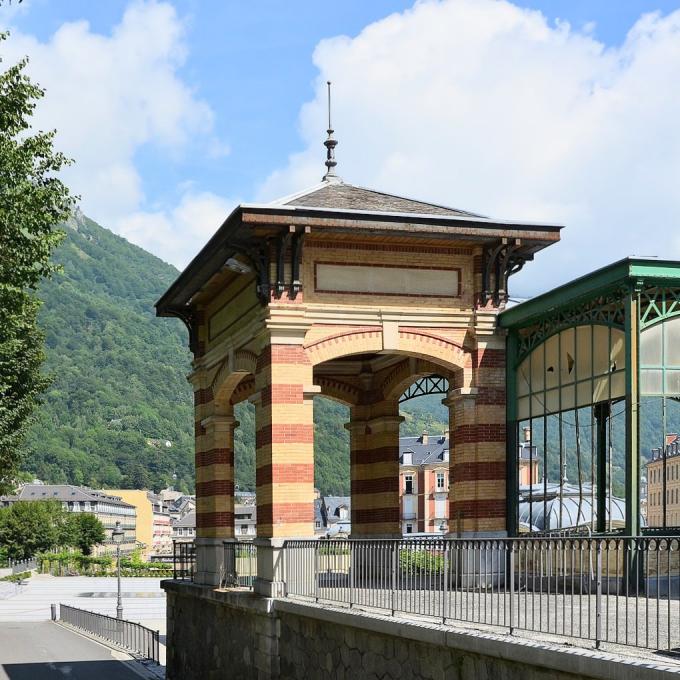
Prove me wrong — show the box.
[0,621,152,679]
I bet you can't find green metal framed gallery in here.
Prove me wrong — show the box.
[500,258,680,538]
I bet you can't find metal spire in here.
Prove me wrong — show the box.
[322,81,340,182]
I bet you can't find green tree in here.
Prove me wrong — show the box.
[0,32,74,491]
[68,513,105,556]
[0,500,67,560]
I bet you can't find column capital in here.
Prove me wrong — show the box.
[303,384,321,399]
[366,414,404,432]
[200,414,239,431]
[344,420,367,434]
[442,387,478,407]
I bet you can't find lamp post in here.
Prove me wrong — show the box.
[112,520,124,620]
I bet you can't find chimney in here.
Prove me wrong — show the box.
[421,431,428,445]
[523,427,531,443]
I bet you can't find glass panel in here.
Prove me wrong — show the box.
[610,330,626,373]
[518,396,530,421]
[640,321,663,367]
[663,316,680,367]
[560,327,576,386]
[530,345,545,392]
[641,369,663,395]
[517,358,531,396]
[544,335,559,389]
[561,384,575,411]
[545,389,559,414]
[592,375,610,403]
[664,370,680,395]
[576,380,592,409]
[575,325,593,382]
[593,326,610,376]
[531,394,544,418]
[610,369,625,400]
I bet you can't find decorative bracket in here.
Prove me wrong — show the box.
[290,230,306,299]
[481,238,531,306]
[175,309,199,355]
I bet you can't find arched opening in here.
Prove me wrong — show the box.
[398,375,450,536]
[310,339,466,539]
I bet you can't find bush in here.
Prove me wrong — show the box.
[0,571,31,583]
[318,542,350,556]
[399,549,444,574]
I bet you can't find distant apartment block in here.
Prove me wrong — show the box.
[171,504,256,542]
[399,432,450,534]
[647,433,680,526]
[0,484,137,554]
[105,489,173,557]
[172,511,196,542]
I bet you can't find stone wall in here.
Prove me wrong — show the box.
[163,581,678,680]
[165,583,279,680]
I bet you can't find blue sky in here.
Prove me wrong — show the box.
[2,0,680,295]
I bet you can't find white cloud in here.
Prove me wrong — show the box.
[260,0,680,296]
[1,0,230,268]
[117,190,238,268]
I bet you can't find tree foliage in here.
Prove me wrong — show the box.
[67,512,105,556]
[0,33,74,491]
[0,500,71,560]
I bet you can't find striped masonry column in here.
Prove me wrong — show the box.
[254,345,315,539]
[192,377,237,585]
[447,342,506,535]
[347,401,403,537]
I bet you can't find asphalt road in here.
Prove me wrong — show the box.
[0,621,146,680]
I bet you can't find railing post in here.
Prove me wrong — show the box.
[349,541,355,608]
[509,541,515,635]
[314,542,319,603]
[443,541,449,624]
[391,541,397,616]
[595,539,602,649]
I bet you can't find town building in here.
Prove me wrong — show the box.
[647,434,680,527]
[234,504,257,538]
[399,432,450,534]
[166,494,196,522]
[0,484,137,554]
[105,489,173,558]
[314,496,351,536]
[172,511,196,543]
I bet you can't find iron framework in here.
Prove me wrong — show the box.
[400,375,449,403]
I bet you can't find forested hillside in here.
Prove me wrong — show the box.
[20,212,447,495]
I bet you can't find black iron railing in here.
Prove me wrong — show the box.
[283,536,680,653]
[58,604,160,664]
[172,540,195,580]
[223,541,257,588]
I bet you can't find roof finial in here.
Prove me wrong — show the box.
[322,81,340,182]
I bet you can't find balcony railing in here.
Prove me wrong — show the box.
[172,540,195,580]
[172,535,680,654]
[223,541,257,589]
[283,536,680,654]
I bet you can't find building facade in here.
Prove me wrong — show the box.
[1,484,137,554]
[399,433,450,534]
[314,496,351,536]
[647,434,680,527]
[105,489,173,558]
[172,511,196,543]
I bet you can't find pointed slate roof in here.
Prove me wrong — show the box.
[273,180,482,219]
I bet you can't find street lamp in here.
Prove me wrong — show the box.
[112,520,124,620]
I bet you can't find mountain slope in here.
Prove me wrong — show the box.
[21,211,195,491]
[19,212,448,495]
